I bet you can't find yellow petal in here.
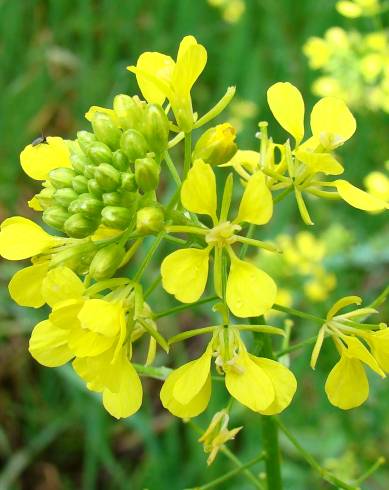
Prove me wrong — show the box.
[343,336,385,377]
[250,357,297,415]
[310,97,356,149]
[128,52,175,105]
[78,299,122,337]
[103,360,143,418]
[226,258,277,318]
[221,150,260,173]
[0,217,56,260]
[20,136,71,180]
[335,179,388,212]
[225,348,274,412]
[50,299,83,329]
[173,344,213,405]
[85,106,119,125]
[368,329,389,372]
[295,149,344,175]
[235,171,273,225]
[161,248,210,303]
[8,262,49,308]
[28,195,43,211]
[173,36,207,95]
[29,319,73,367]
[181,159,217,219]
[68,325,114,358]
[267,82,305,144]
[41,266,84,307]
[327,295,362,320]
[325,355,368,409]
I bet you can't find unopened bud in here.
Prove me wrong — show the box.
[89,243,126,280]
[192,123,237,165]
[101,206,132,229]
[36,186,55,209]
[77,131,97,154]
[112,149,129,171]
[54,188,79,208]
[136,206,164,234]
[95,163,121,192]
[143,104,169,154]
[91,112,121,150]
[83,164,96,179]
[121,172,137,192]
[48,167,76,189]
[70,153,89,174]
[64,213,98,238]
[113,94,145,131]
[87,142,113,164]
[102,192,122,206]
[72,175,89,194]
[135,157,160,192]
[120,191,138,209]
[43,206,70,231]
[120,129,149,162]
[77,194,103,218]
[88,179,103,197]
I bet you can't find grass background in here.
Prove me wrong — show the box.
[0,0,388,488]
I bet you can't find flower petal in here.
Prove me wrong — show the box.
[235,171,273,225]
[181,159,217,219]
[173,36,207,95]
[78,299,122,337]
[20,136,71,180]
[335,179,388,212]
[68,326,114,358]
[310,97,356,149]
[344,336,385,377]
[161,248,210,303]
[8,262,49,308]
[226,258,277,318]
[368,329,389,373]
[29,319,73,367]
[0,217,56,260]
[267,82,305,144]
[295,149,344,175]
[42,266,84,307]
[327,295,362,320]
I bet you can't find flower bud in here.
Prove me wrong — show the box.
[120,191,138,209]
[192,123,237,165]
[121,172,137,191]
[54,188,79,208]
[72,175,89,194]
[101,206,132,229]
[91,111,121,150]
[95,163,121,192]
[102,192,122,206]
[143,104,169,154]
[136,206,164,234]
[88,179,103,197]
[51,239,97,273]
[83,164,96,179]
[135,157,160,192]
[36,186,55,209]
[87,142,113,164]
[112,149,129,171]
[70,153,89,174]
[113,94,145,131]
[48,167,76,189]
[77,130,97,154]
[120,129,149,162]
[77,194,104,218]
[64,213,98,238]
[89,243,126,280]
[42,205,69,231]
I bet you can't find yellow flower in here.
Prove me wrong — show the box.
[127,36,207,132]
[303,37,331,69]
[336,0,380,18]
[160,328,296,418]
[161,159,277,317]
[364,171,389,203]
[20,136,71,180]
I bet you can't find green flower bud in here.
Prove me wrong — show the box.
[89,243,126,280]
[87,141,113,164]
[48,167,76,189]
[112,149,129,171]
[113,94,145,131]
[192,123,237,165]
[95,163,121,192]
[120,172,137,191]
[50,239,97,273]
[88,179,103,197]
[143,104,169,154]
[70,153,89,174]
[101,206,132,229]
[83,164,96,179]
[120,129,149,162]
[136,206,165,234]
[36,186,55,209]
[135,157,160,192]
[102,192,122,206]
[77,194,103,218]
[64,213,98,238]
[77,130,97,154]
[54,188,79,208]
[120,191,138,209]
[66,140,84,156]
[43,205,70,231]
[68,198,83,215]
[91,112,121,150]
[72,175,89,194]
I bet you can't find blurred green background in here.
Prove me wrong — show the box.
[0,0,388,489]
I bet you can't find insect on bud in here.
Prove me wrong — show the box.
[192,123,237,166]
[95,163,121,192]
[120,129,149,162]
[64,213,98,238]
[87,142,113,165]
[42,206,70,231]
[135,157,160,192]
[101,206,132,229]
[48,167,76,189]
[91,112,121,150]
[136,206,165,234]
[89,243,126,280]
[143,104,169,155]
[113,94,145,131]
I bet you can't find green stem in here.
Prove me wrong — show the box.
[272,304,325,324]
[183,132,192,178]
[239,223,255,258]
[164,151,182,186]
[275,335,317,357]
[134,232,164,282]
[154,295,218,319]
[273,186,293,203]
[133,363,171,380]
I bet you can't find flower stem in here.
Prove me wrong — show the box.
[183,132,192,178]
[164,151,182,186]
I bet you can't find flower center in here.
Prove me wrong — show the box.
[205,221,241,247]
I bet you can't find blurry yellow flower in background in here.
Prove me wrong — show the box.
[364,170,389,205]
[336,0,381,18]
[208,0,246,23]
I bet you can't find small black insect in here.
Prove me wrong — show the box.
[31,134,48,147]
